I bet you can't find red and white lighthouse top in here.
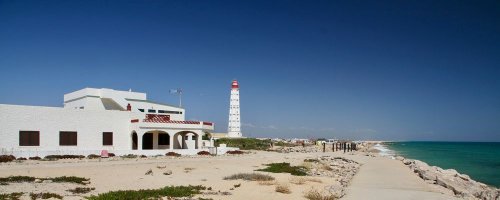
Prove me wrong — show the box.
[231,80,239,89]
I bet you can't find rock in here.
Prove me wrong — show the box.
[395,156,404,161]
[402,159,414,165]
[34,179,42,183]
[163,170,172,175]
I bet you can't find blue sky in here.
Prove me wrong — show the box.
[1,0,499,141]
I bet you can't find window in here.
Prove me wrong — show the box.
[138,109,144,112]
[59,131,77,146]
[19,131,39,146]
[103,132,113,146]
[148,109,156,113]
[158,110,182,114]
[158,134,169,145]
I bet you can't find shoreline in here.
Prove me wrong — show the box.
[373,142,500,199]
[0,143,498,199]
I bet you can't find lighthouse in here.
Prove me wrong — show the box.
[228,80,242,137]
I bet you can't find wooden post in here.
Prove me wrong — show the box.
[323,143,326,152]
[343,143,346,153]
[332,143,335,152]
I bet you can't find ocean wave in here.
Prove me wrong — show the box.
[373,143,395,156]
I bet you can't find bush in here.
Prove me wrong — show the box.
[140,155,147,158]
[121,154,137,159]
[86,185,206,200]
[108,153,116,157]
[275,183,291,194]
[256,162,308,176]
[223,173,275,181]
[52,176,90,185]
[226,150,244,155]
[29,156,41,160]
[0,155,16,163]
[0,192,23,200]
[87,154,101,159]
[30,192,63,199]
[215,138,272,150]
[0,176,36,183]
[67,187,95,194]
[197,151,210,156]
[17,157,27,161]
[44,155,85,160]
[304,188,336,200]
[165,152,181,157]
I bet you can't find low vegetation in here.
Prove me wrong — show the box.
[226,150,244,155]
[289,177,322,185]
[0,155,16,163]
[223,173,275,181]
[256,162,308,176]
[215,138,272,150]
[44,155,85,160]
[86,185,207,200]
[165,152,181,157]
[120,154,137,159]
[0,175,89,185]
[275,183,291,194]
[304,189,336,200]
[29,156,41,160]
[66,187,95,194]
[29,192,63,200]
[87,154,101,159]
[0,192,23,200]
[197,151,210,155]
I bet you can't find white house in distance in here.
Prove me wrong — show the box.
[0,88,216,157]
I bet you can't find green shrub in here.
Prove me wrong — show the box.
[86,185,206,200]
[0,192,23,200]
[215,138,271,150]
[67,187,95,194]
[0,176,36,183]
[52,176,89,185]
[223,173,275,181]
[29,192,62,200]
[256,162,308,176]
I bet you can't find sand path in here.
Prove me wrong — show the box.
[343,155,457,200]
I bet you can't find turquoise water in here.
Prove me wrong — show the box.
[386,142,500,188]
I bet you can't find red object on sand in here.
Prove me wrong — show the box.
[101,150,109,158]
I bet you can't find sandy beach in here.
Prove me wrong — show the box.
[0,145,472,200]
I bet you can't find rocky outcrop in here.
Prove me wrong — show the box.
[305,156,361,198]
[401,157,499,200]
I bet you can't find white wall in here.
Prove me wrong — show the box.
[0,104,139,157]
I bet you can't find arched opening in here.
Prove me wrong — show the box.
[142,130,171,150]
[142,132,153,150]
[173,131,199,149]
[132,132,138,150]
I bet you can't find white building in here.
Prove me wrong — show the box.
[0,88,216,157]
[227,80,242,137]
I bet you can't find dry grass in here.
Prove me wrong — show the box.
[304,188,336,200]
[290,177,323,185]
[275,183,291,194]
[258,180,277,186]
[223,173,275,181]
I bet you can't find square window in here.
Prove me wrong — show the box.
[19,131,39,146]
[60,131,77,146]
[103,132,113,146]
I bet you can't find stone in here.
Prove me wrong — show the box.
[395,156,404,161]
[163,170,172,175]
[402,159,414,165]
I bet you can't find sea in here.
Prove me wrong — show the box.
[377,142,500,188]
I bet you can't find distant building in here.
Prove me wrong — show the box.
[0,88,215,157]
[227,80,242,138]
